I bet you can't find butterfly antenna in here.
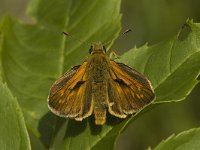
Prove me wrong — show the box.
[103,28,133,50]
[122,29,132,35]
[62,32,90,47]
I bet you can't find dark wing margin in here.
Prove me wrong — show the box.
[108,61,155,117]
[48,62,93,121]
[117,62,153,89]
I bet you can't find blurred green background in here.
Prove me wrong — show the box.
[0,0,200,149]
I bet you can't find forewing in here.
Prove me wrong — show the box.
[108,60,155,117]
[49,65,80,98]
[48,62,93,120]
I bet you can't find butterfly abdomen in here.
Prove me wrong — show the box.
[88,54,111,124]
[92,82,108,125]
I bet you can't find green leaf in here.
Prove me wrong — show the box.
[0,82,31,150]
[0,0,121,149]
[120,21,200,102]
[151,128,200,150]
[27,0,121,69]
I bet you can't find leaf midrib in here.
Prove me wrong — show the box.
[153,42,200,91]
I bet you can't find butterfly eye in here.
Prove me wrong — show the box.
[89,46,93,54]
[103,46,106,53]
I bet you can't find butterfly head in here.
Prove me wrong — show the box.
[89,42,106,54]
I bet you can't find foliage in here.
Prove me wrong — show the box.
[151,128,200,150]
[0,0,200,149]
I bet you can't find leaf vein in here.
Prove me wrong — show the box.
[155,50,200,90]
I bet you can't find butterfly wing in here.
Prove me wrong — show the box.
[48,62,93,121]
[108,60,155,118]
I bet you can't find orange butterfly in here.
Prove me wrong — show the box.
[48,42,155,125]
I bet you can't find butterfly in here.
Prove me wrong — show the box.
[48,42,155,125]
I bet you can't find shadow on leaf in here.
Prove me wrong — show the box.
[38,112,66,148]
